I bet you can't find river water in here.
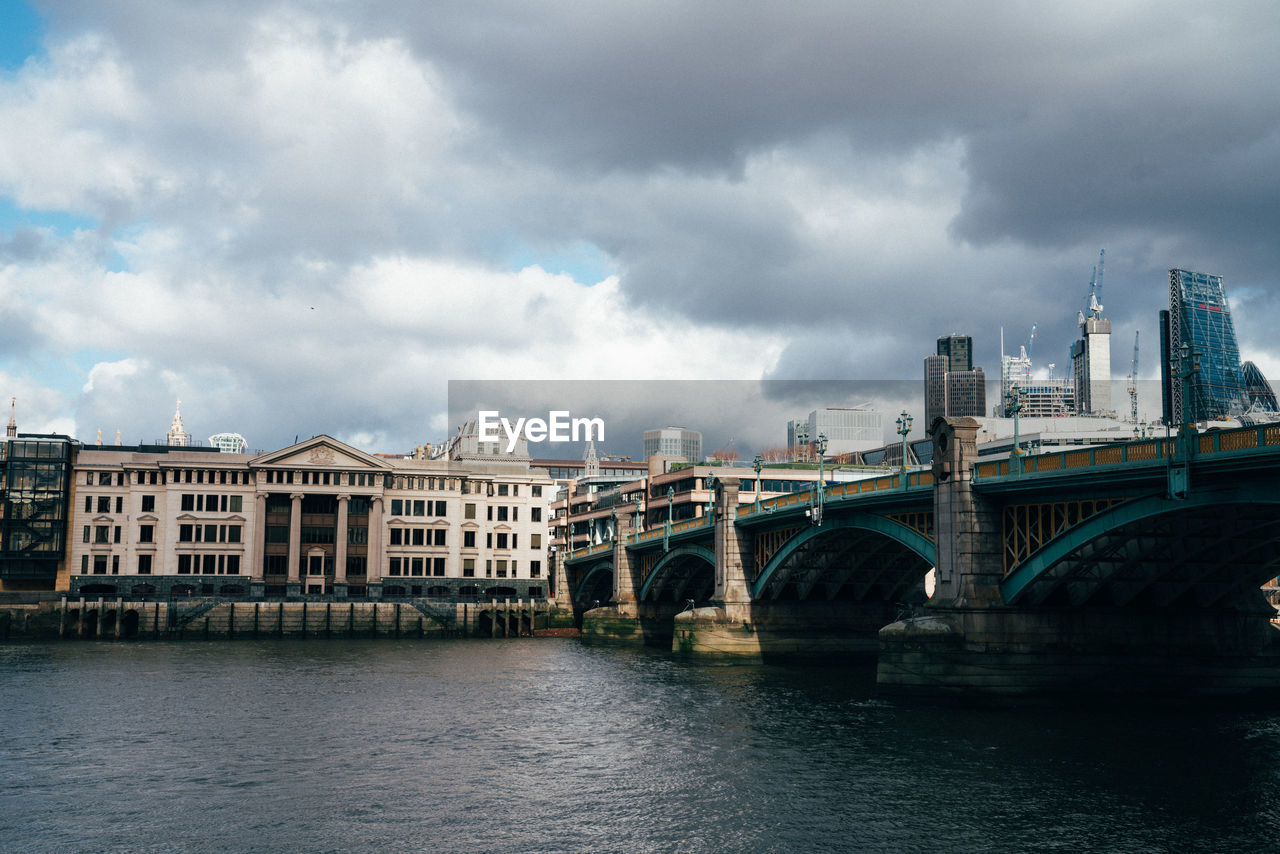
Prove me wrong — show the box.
[2,639,1279,853]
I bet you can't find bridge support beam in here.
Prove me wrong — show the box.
[878,416,1280,699]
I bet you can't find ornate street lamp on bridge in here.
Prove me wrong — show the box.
[809,432,828,527]
[752,453,763,512]
[895,410,913,488]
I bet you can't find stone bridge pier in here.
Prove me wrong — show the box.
[672,479,905,663]
[580,511,688,647]
[877,417,1280,699]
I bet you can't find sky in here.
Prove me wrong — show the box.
[2,1,1279,457]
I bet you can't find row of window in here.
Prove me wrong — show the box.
[461,504,543,522]
[178,524,242,543]
[390,499,447,517]
[177,554,242,575]
[180,493,244,513]
[390,527,447,547]
[387,557,543,578]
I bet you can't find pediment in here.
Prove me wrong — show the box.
[251,435,393,471]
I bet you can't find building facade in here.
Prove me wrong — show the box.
[1167,269,1250,423]
[1071,316,1112,415]
[925,335,986,424]
[642,427,702,463]
[62,434,553,601]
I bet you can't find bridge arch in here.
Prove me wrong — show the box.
[639,544,716,603]
[1001,483,1280,607]
[751,514,936,602]
[573,560,615,606]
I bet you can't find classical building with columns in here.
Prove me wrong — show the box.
[64,434,553,601]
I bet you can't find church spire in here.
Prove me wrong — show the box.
[6,396,15,438]
[167,399,189,446]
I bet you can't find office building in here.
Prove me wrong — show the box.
[1165,269,1250,423]
[642,427,702,463]
[925,335,986,424]
[788,408,883,458]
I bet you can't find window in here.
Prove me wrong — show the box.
[84,495,92,512]
[512,507,518,521]
[532,507,542,522]
[413,500,425,516]
[113,526,121,543]
[81,554,88,574]
[179,524,194,542]
[497,506,508,522]
[389,558,402,576]
[207,493,220,512]
[139,525,154,543]
[203,555,217,575]
[111,555,119,575]
[391,499,403,516]
[93,555,108,574]
[498,484,509,496]
[138,554,152,575]
[178,555,192,574]
[463,558,475,577]
[532,485,542,497]
[496,533,508,549]
[115,496,123,514]
[411,557,424,576]
[226,555,240,575]
[181,494,195,512]
[531,534,542,549]
[496,559,508,578]
[82,526,89,543]
[531,560,541,577]
[229,495,242,512]
[487,506,493,521]
[512,534,518,549]
[465,503,476,519]
[266,525,288,543]
[94,525,110,544]
[227,525,241,543]
[97,496,110,513]
[412,529,425,546]
[204,524,218,542]
[432,557,445,576]
[486,532,492,548]
[390,528,403,546]
[464,530,476,548]
[433,529,446,546]
[141,495,155,513]
[99,472,111,485]
[434,500,447,516]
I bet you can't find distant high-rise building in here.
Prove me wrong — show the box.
[1242,361,1279,413]
[643,426,702,462]
[1071,316,1112,415]
[925,334,985,424]
[1165,269,1250,423]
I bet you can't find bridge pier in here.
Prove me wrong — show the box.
[878,417,1280,699]
[581,512,676,646]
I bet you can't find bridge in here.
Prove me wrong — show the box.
[561,418,1280,697]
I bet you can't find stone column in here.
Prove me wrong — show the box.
[928,417,1003,606]
[333,494,350,598]
[366,496,384,600]
[710,478,751,619]
[286,492,303,598]
[610,511,638,613]
[249,492,267,598]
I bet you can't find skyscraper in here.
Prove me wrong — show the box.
[1165,269,1250,423]
[925,334,985,424]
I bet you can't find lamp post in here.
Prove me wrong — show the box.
[633,495,643,532]
[663,486,674,552]
[752,453,763,512]
[1007,383,1023,475]
[811,432,827,527]
[895,410,913,488]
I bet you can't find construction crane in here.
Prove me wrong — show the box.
[1025,323,1038,361]
[1127,329,1140,422]
[1078,248,1106,328]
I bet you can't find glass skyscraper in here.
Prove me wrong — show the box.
[1167,269,1250,422]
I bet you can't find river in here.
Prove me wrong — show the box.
[2,639,1279,852]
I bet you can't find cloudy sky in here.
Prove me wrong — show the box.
[2,1,1278,456]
